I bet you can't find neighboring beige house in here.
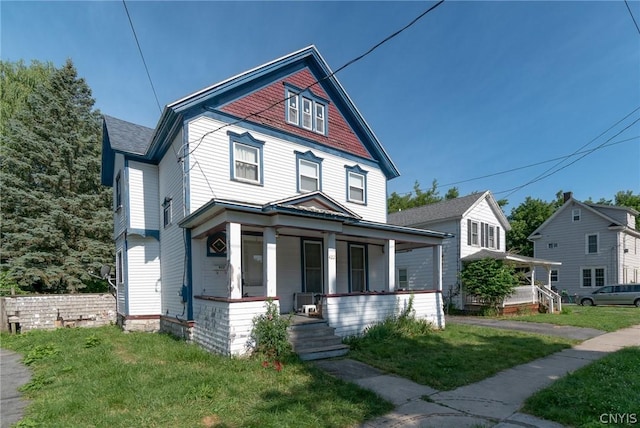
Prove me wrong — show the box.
[389,191,562,311]
[529,192,640,297]
[101,46,452,359]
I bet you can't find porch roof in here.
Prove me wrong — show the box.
[180,197,454,247]
[461,249,561,268]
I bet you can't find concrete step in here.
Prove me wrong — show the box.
[292,335,344,352]
[297,344,350,361]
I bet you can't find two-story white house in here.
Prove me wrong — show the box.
[389,191,562,311]
[101,46,452,357]
[529,192,640,297]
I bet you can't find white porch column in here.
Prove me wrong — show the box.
[324,232,337,294]
[227,222,242,299]
[432,245,443,292]
[386,240,396,292]
[263,227,277,298]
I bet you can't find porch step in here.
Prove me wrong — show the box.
[288,319,349,361]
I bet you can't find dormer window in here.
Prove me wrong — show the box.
[285,84,328,135]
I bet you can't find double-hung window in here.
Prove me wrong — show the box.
[586,234,598,254]
[228,131,264,185]
[162,197,172,228]
[487,225,496,249]
[470,221,479,246]
[345,165,367,204]
[285,84,328,135]
[582,267,606,287]
[295,151,323,193]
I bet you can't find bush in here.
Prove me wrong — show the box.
[251,299,292,361]
[461,258,519,311]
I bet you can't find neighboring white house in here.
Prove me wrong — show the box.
[101,46,452,357]
[529,192,640,297]
[388,191,562,311]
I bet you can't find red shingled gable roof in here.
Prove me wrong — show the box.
[220,68,372,159]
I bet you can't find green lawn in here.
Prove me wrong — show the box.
[522,347,640,427]
[345,322,576,391]
[503,305,640,332]
[0,326,392,428]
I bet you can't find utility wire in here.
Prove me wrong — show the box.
[123,0,162,113]
[431,136,639,190]
[497,115,640,197]
[184,0,445,158]
[624,0,640,36]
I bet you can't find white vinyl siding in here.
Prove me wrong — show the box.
[187,116,388,222]
[159,132,187,318]
[128,161,159,231]
[126,236,161,315]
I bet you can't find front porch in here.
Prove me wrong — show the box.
[182,193,452,356]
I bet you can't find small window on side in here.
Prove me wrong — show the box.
[572,208,581,222]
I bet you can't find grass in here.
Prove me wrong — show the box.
[345,320,576,391]
[503,305,640,332]
[522,346,640,427]
[0,326,393,428]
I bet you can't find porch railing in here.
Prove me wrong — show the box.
[503,286,536,306]
[535,285,562,313]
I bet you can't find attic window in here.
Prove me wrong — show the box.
[285,84,328,135]
[572,209,581,222]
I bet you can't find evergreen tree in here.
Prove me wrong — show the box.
[1,59,113,293]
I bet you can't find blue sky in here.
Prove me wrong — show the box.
[2,1,639,212]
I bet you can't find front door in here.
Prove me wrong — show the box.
[303,240,323,293]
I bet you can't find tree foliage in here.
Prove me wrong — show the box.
[506,193,563,256]
[460,259,519,309]
[388,179,459,213]
[587,190,640,230]
[0,59,113,293]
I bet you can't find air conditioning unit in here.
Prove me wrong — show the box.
[294,292,315,312]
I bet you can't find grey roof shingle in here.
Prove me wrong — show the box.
[103,115,154,156]
[387,192,487,226]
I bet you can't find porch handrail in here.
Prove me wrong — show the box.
[535,285,562,313]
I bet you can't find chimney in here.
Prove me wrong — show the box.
[563,192,573,203]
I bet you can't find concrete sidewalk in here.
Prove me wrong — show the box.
[315,324,640,427]
[0,348,32,428]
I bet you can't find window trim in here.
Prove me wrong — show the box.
[162,197,172,228]
[348,243,368,293]
[470,221,480,247]
[345,165,367,204]
[581,266,607,287]
[295,150,323,193]
[585,233,599,255]
[228,131,265,185]
[116,249,124,285]
[115,172,122,211]
[572,208,581,222]
[397,267,408,289]
[284,83,329,135]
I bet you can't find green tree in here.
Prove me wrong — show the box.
[0,59,113,293]
[461,258,519,311]
[506,192,563,256]
[388,179,459,213]
[588,190,640,230]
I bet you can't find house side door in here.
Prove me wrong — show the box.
[302,240,323,293]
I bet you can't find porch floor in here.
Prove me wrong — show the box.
[291,314,325,325]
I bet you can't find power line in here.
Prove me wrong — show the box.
[122,0,162,113]
[184,0,446,158]
[624,0,640,36]
[497,115,640,197]
[434,136,639,190]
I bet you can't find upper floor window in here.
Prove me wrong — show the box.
[586,233,598,254]
[487,225,496,249]
[345,165,367,204]
[548,242,558,249]
[470,221,479,246]
[295,151,323,193]
[285,85,328,135]
[572,209,581,222]
[163,197,172,228]
[228,131,265,185]
[115,172,122,210]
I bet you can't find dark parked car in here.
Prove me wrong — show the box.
[578,284,640,307]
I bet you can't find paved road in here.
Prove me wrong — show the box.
[0,348,32,428]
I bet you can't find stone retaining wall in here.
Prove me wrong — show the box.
[1,294,116,332]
